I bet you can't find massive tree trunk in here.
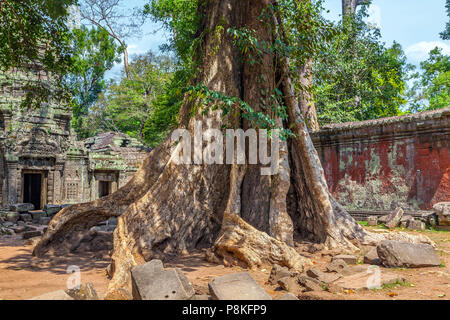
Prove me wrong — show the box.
[33,0,432,295]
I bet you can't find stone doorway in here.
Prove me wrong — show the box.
[23,173,42,209]
[98,181,111,198]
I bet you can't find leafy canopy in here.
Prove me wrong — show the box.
[67,25,121,139]
[0,0,76,108]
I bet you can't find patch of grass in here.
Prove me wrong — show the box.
[427,227,450,234]
[358,221,368,226]
[377,280,413,290]
[439,263,446,268]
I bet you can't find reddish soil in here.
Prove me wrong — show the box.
[0,226,449,300]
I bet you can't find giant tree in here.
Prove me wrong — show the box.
[34,0,430,295]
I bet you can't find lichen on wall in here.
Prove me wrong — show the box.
[312,108,450,210]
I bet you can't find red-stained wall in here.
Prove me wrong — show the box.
[312,108,450,210]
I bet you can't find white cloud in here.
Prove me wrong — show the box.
[405,41,450,64]
[366,4,382,30]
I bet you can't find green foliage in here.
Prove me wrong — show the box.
[313,4,413,124]
[0,0,76,108]
[144,0,200,68]
[67,26,121,139]
[407,47,450,112]
[83,51,176,145]
[142,67,186,146]
[441,0,450,40]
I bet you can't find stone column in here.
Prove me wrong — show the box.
[6,157,18,206]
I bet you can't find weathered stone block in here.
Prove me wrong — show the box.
[44,204,62,216]
[297,276,323,292]
[20,213,32,222]
[306,268,342,284]
[377,240,441,268]
[433,202,450,226]
[277,276,299,292]
[29,210,44,222]
[333,269,406,291]
[363,247,381,265]
[6,212,20,223]
[268,265,292,285]
[367,216,378,226]
[384,207,403,229]
[326,259,347,273]
[407,219,425,231]
[209,272,272,300]
[131,260,195,300]
[10,203,34,213]
[332,254,357,265]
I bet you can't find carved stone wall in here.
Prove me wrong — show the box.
[0,70,150,209]
[311,108,450,210]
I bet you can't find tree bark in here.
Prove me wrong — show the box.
[34,0,433,295]
[298,58,319,131]
[342,0,364,16]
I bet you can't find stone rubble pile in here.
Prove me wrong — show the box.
[365,203,449,231]
[27,237,442,300]
[0,203,65,238]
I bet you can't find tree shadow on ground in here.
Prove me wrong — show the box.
[0,246,110,275]
[164,250,217,273]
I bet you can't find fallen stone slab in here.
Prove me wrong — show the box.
[364,247,381,265]
[332,254,357,265]
[209,272,272,300]
[297,276,324,292]
[10,203,34,213]
[326,259,347,273]
[277,276,299,292]
[377,240,441,268]
[268,265,292,285]
[306,268,342,284]
[131,260,195,300]
[29,290,74,300]
[333,269,405,291]
[384,207,403,229]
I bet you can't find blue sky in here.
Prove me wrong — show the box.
[105,0,449,80]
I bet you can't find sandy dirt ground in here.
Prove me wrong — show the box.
[0,226,449,300]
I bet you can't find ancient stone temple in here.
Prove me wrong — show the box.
[0,70,149,210]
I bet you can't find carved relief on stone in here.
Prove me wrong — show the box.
[13,127,60,155]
